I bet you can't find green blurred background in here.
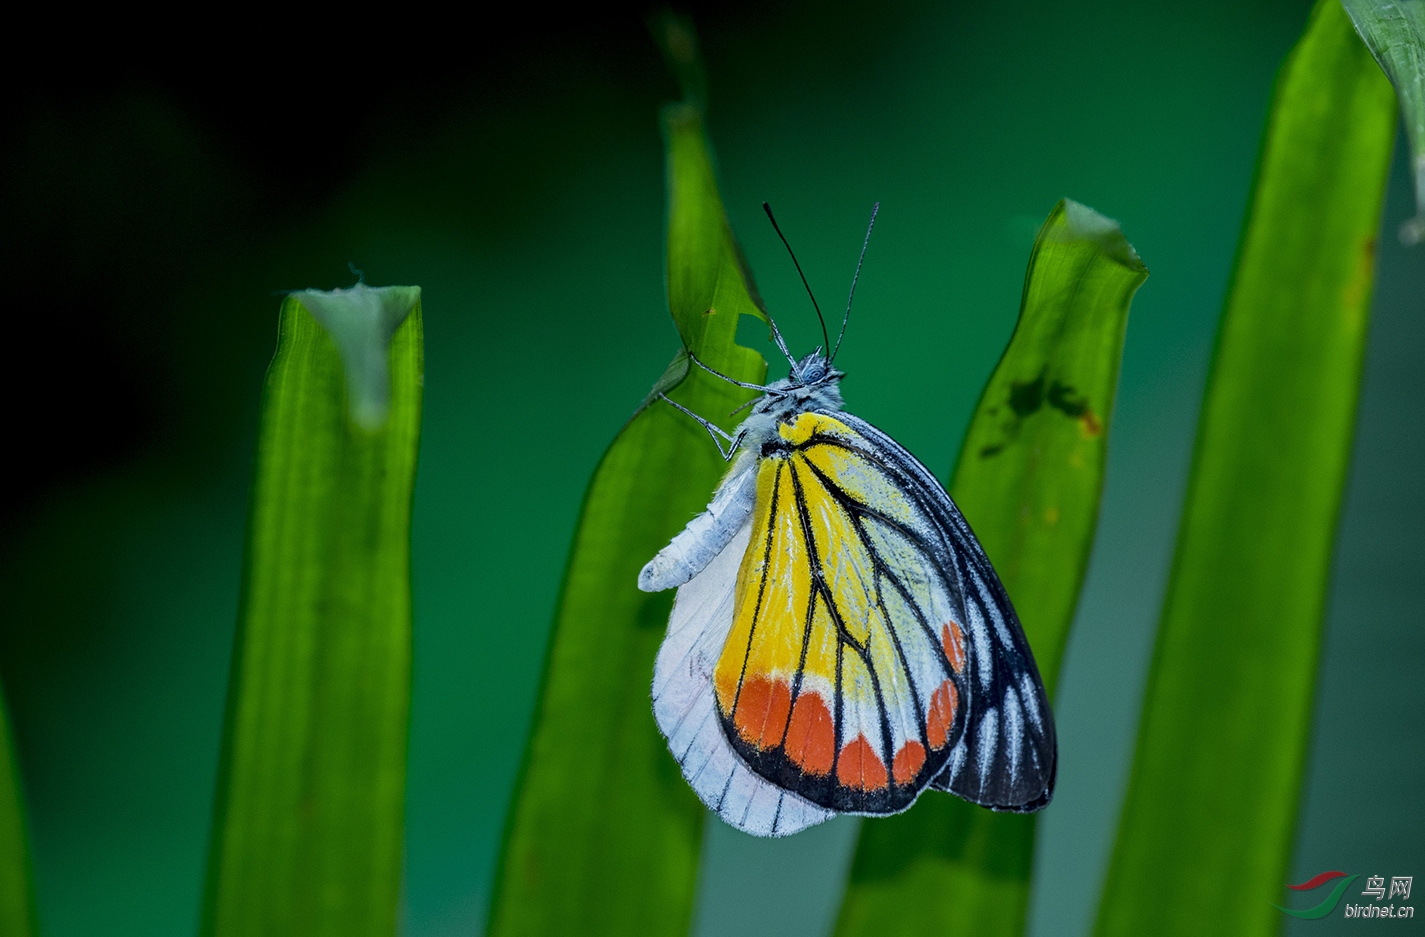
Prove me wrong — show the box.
[0,2,1418,935]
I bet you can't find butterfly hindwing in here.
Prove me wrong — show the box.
[651,502,836,837]
[712,410,1056,816]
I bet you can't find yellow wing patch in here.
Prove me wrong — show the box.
[712,412,969,813]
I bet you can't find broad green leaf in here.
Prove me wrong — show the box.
[0,680,38,937]
[1341,0,1425,242]
[484,64,768,937]
[200,287,423,937]
[834,201,1147,937]
[1093,3,1396,935]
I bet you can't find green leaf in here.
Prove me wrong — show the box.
[200,287,423,937]
[1093,3,1396,935]
[0,680,38,937]
[484,89,767,937]
[954,200,1146,689]
[1341,0,1425,242]
[833,200,1147,937]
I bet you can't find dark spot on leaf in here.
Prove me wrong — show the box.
[986,370,1107,456]
[1046,380,1087,418]
[1045,379,1103,433]
[1008,371,1045,417]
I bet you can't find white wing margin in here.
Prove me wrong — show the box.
[650,518,835,837]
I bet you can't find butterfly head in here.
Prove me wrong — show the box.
[772,349,843,398]
[744,350,845,428]
[789,350,839,386]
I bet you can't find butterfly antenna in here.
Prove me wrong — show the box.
[763,202,830,359]
[763,309,799,371]
[831,202,878,363]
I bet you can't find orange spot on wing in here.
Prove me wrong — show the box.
[836,735,889,791]
[784,692,835,775]
[892,741,926,786]
[733,677,791,749]
[1080,409,1102,437]
[941,620,966,673]
[926,680,959,749]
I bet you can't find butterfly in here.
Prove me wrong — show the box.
[637,204,1056,837]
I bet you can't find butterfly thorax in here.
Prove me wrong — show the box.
[735,352,845,454]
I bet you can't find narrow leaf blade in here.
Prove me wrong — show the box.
[956,200,1146,686]
[485,102,767,936]
[1341,0,1425,241]
[835,200,1147,937]
[1094,3,1396,934]
[201,288,423,937]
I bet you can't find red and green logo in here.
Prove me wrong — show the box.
[1273,871,1359,919]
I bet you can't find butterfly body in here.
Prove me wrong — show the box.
[640,352,1056,837]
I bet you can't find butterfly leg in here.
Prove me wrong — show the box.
[686,350,784,394]
[658,393,745,461]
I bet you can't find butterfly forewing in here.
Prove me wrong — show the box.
[712,411,1055,816]
[837,412,1057,811]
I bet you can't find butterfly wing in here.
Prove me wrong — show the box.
[712,410,1055,816]
[651,515,837,837]
[832,412,1057,812]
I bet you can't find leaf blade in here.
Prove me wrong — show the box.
[1093,2,1396,934]
[484,95,767,937]
[1341,0,1425,242]
[834,200,1147,937]
[201,288,423,937]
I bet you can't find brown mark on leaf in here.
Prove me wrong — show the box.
[1341,237,1376,326]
